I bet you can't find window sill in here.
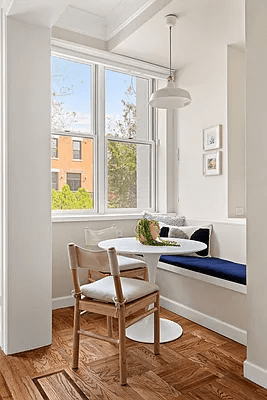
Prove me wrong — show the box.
[52,213,143,223]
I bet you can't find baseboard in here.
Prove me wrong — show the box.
[160,295,247,345]
[244,360,267,389]
[52,295,74,310]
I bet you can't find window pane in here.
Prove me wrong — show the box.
[51,138,58,158]
[52,172,58,190]
[67,173,81,191]
[105,70,149,140]
[51,135,94,210]
[73,140,81,159]
[107,140,151,209]
[52,56,91,133]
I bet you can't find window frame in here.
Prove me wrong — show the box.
[51,45,163,218]
[72,139,82,160]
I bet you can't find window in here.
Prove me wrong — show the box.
[51,52,156,214]
[52,172,58,190]
[67,173,81,192]
[51,137,58,158]
[105,69,152,209]
[73,140,81,160]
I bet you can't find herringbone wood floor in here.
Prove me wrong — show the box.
[1,307,267,399]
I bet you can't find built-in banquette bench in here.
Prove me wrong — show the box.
[159,255,246,285]
[155,218,247,345]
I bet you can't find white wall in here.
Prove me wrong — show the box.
[177,47,228,220]
[157,80,177,213]
[186,218,246,264]
[2,17,52,354]
[227,45,246,218]
[244,0,267,389]
[0,9,3,349]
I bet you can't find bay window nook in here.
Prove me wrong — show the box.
[2,0,267,394]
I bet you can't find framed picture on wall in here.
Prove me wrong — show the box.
[203,151,222,176]
[203,125,222,150]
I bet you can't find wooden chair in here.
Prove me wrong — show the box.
[85,226,148,282]
[67,243,160,385]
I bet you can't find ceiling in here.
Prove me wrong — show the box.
[69,0,124,18]
[113,0,245,70]
[5,0,245,71]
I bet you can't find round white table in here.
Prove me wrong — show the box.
[99,237,206,344]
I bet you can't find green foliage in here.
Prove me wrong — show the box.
[108,141,137,208]
[75,188,93,209]
[136,218,181,247]
[52,189,61,210]
[52,185,93,210]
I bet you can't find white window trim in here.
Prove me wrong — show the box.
[51,41,171,221]
[52,38,172,80]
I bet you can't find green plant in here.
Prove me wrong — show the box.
[52,184,93,210]
[135,218,180,246]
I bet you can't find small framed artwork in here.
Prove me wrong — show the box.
[203,151,222,176]
[203,125,222,150]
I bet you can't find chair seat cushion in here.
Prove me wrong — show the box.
[81,276,158,303]
[159,255,246,285]
[117,255,147,271]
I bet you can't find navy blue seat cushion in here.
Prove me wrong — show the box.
[159,255,246,285]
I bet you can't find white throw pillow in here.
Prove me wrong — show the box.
[143,211,185,227]
[160,224,213,257]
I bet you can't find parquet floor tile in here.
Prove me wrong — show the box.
[0,306,267,400]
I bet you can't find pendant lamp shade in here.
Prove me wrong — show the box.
[149,80,192,109]
[149,15,192,109]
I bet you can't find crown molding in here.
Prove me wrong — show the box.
[2,0,14,14]
[106,0,155,40]
[5,0,70,27]
[54,0,172,45]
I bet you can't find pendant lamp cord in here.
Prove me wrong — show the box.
[169,26,172,79]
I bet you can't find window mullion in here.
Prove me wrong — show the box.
[97,64,105,213]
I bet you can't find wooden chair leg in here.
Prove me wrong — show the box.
[154,291,160,355]
[144,267,149,281]
[119,306,127,385]
[72,298,80,369]
[107,316,113,337]
[144,268,150,312]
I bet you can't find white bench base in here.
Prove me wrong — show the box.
[156,261,247,345]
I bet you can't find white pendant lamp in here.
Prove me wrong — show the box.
[149,14,192,109]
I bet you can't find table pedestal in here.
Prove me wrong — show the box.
[126,253,183,343]
[126,314,183,343]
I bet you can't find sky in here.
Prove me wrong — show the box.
[51,56,137,133]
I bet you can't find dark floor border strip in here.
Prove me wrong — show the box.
[32,369,89,400]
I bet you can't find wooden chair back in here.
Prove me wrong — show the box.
[84,226,118,250]
[67,243,123,302]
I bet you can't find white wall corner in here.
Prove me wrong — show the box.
[244,360,267,389]
[52,295,74,310]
